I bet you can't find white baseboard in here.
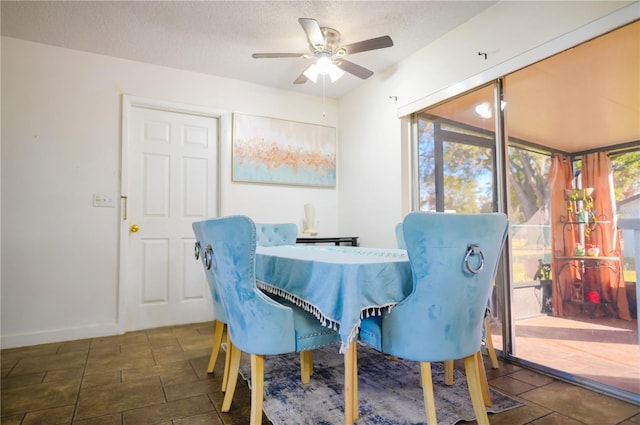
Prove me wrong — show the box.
[1,322,122,349]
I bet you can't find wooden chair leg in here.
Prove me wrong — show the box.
[250,354,264,425]
[464,354,490,425]
[221,343,242,412]
[300,350,313,384]
[444,359,454,386]
[475,350,492,407]
[222,333,232,392]
[484,315,499,369]
[420,362,437,425]
[207,320,225,373]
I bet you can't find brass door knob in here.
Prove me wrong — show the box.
[130,224,140,233]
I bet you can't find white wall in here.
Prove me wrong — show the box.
[1,38,338,348]
[338,1,638,248]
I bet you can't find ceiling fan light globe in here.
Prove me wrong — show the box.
[329,65,344,82]
[316,55,332,74]
[303,64,319,83]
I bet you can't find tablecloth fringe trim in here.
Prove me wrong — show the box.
[257,281,399,354]
[257,280,341,332]
[359,303,397,319]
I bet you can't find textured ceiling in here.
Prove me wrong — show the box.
[3,1,637,151]
[0,0,496,99]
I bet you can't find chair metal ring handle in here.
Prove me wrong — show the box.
[204,245,213,270]
[194,241,201,260]
[464,244,485,274]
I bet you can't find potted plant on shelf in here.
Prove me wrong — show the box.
[565,187,595,223]
[564,187,594,200]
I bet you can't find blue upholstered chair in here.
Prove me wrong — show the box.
[193,215,340,425]
[194,221,300,391]
[255,222,298,246]
[193,228,230,393]
[361,212,508,424]
[396,218,501,383]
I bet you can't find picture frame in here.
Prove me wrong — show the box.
[232,113,336,187]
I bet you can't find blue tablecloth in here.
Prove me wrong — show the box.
[255,245,413,351]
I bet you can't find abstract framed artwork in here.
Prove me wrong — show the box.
[232,113,336,187]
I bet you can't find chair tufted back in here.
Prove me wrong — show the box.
[193,215,299,354]
[374,212,508,362]
[256,223,298,247]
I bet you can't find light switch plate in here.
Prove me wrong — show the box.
[93,193,116,208]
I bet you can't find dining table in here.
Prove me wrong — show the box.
[254,244,413,424]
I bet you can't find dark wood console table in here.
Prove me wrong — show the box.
[296,236,359,246]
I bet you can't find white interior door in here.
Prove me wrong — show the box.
[120,98,219,331]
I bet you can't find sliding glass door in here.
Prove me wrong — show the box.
[414,84,505,351]
[411,21,639,403]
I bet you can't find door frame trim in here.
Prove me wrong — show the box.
[118,95,227,333]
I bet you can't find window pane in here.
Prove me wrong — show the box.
[611,150,640,288]
[416,83,497,214]
[612,151,640,201]
[507,146,552,289]
[443,141,494,213]
[417,119,436,211]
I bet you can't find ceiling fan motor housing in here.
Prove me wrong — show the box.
[316,27,340,52]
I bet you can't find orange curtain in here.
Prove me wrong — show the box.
[549,153,578,317]
[581,152,631,320]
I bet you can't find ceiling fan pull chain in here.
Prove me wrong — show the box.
[322,75,326,117]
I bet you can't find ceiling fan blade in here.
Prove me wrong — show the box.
[293,72,309,84]
[298,18,325,50]
[335,59,374,80]
[252,53,307,59]
[294,65,314,84]
[340,35,393,55]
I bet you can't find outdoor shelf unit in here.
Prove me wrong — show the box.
[555,255,621,310]
[555,216,622,315]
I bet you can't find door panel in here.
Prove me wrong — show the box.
[143,154,170,216]
[142,238,169,303]
[183,157,208,217]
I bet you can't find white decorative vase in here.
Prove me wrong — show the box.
[303,204,317,235]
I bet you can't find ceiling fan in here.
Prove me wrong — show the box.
[252,18,394,84]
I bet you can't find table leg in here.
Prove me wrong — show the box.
[344,340,358,424]
[352,342,359,420]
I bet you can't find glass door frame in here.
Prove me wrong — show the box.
[409,79,513,358]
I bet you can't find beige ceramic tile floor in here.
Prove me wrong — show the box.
[1,321,639,425]
[493,314,640,396]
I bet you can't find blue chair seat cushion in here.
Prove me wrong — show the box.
[359,316,383,351]
[270,296,341,352]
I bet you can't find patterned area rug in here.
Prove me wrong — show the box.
[237,342,523,425]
